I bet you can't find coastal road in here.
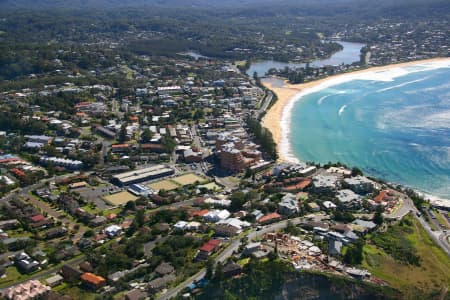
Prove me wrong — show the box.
[414,213,450,258]
[256,91,273,119]
[397,196,450,257]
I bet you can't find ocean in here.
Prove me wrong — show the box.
[284,61,450,199]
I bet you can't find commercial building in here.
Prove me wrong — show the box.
[312,174,339,194]
[343,176,375,194]
[336,189,361,209]
[278,194,300,216]
[112,165,174,186]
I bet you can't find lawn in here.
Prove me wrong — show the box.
[362,216,450,297]
[103,191,138,206]
[171,173,206,186]
[58,285,98,300]
[148,179,180,191]
[434,210,449,229]
[0,267,32,288]
[199,182,222,191]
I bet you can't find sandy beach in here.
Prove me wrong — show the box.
[261,57,450,162]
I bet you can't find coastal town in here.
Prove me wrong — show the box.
[0,1,449,299]
[0,49,449,299]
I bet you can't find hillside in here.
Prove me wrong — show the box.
[362,215,450,299]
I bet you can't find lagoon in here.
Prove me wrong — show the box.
[247,41,365,77]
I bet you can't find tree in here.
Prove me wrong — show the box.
[214,261,224,282]
[205,258,214,279]
[83,229,94,238]
[161,135,177,153]
[141,128,153,143]
[118,123,127,143]
[125,200,136,211]
[135,209,145,228]
[343,240,363,265]
[193,109,205,120]
[373,205,384,225]
[351,167,363,176]
[230,191,247,211]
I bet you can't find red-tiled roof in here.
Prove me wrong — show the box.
[258,212,282,223]
[31,214,45,223]
[81,272,106,286]
[374,190,388,203]
[111,144,129,148]
[0,158,20,164]
[200,239,221,253]
[191,209,209,217]
[11,168,26,177]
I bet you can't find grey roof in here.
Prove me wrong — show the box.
[353,219,377,230]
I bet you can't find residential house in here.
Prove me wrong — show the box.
[81,272,106,290]
[196,239,221,261]
[223,261,242,278]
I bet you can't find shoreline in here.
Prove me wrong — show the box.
[261,57,450,161]
[261,57,450,203]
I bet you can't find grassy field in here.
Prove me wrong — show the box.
[171,173,206,186]
[434,209,449,229]
[362,216,450,298]
[0,267,32,288]
[103,191,138,206]
[148,173,206,191]
[148,180,180,191]
[199,182,222,191]
[58,285,98,300]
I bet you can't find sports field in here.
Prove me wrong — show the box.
[103,191,138,206]
[148,180,180,191]
[171,173,206,185]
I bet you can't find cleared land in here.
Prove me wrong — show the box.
[171,173,206,186]
[148,180,180,191]
[103,191,138,206]
[362,215,450,298]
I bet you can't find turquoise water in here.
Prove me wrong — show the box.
[290,65,450,198]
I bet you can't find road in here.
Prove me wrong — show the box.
[0,173,89,205]
[190,124,202,150]
[157,216,312,300]
[0,255,86,292]
[405,202,450,257]
[256,91,273,119]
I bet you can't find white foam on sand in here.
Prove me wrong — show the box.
[279,59,450,164]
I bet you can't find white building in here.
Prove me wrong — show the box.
[336,189,361,208]
[278,194,299,216]
[104,225,122,237]
[312,174,339,193]
[203,209,231,223]
[343,176,375,194]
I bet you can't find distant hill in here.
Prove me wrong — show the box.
[0,0,284,9]
[0,0,448,20]
[0,0,445,8]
